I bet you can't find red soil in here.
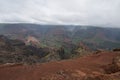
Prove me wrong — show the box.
[0,51,120,80]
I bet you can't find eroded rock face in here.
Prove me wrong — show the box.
[0,35,62,64]
[104,56,120,74]
[25,36,40,47]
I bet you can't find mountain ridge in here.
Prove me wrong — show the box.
[0,23,120,50]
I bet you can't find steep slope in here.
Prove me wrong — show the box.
[0,51,120,80]
[0,23,120,50]
[0,35,63,64]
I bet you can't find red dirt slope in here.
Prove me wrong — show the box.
[0,51,120,80]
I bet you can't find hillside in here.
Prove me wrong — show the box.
[0,51,120,80]
[0,35,62,64]
[0,24,120,50]
[0,35,90,64]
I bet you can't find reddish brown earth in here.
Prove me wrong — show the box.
[0,51,120,80]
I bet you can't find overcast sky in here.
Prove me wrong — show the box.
[0,0,120,27]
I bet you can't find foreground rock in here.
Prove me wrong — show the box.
[0,51,120,80]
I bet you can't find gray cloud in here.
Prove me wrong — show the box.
[0,0,120,27]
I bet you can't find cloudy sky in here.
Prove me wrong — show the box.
[0,0,120,27]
